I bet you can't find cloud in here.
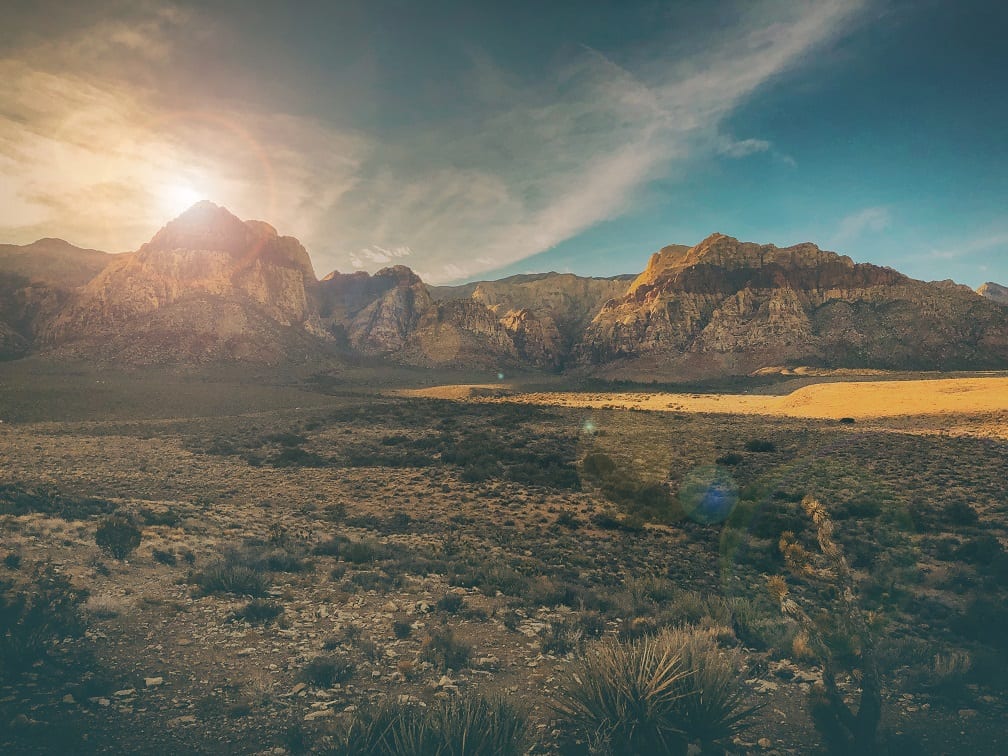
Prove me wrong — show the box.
[927,231,1008,260]
[0,0,867,282]
[349,245,413,269]
[717,137,772,158]
[833,206,892,245]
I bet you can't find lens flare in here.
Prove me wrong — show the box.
[678,465,739,524]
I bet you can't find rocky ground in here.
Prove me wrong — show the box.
[1,367,1006,754]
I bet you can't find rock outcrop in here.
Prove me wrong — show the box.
[978,282,1008,307]
[44,202,326,363]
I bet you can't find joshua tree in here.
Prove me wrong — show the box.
[768,495,881,754]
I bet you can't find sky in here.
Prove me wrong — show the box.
[1,0,1006,287]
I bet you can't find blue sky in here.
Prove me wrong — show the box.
[1,1,1005,287]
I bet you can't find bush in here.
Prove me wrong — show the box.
[152,548,177,566]
[302,654,354,687]
[744,439,776,453]
[95,515,142,560]
[421,628,471,672]
[229,599,283,625]
[554,627,756,754]
[0,565,88,673]
[189,561,266,597]
[392,619,413,639]
[435,592,465,615]
[336,693,530,755]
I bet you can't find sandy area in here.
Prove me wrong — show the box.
[399,377,1008,435]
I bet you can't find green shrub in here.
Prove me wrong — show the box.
[335,692,530,755]
[554,627,756,754]
[744,439,776,453]
[95,515,142,560]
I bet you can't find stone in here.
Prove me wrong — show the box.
[145,677,164,687]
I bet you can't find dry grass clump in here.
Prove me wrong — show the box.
[334,692,530,756]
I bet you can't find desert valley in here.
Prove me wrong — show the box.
[1,201,1007,754]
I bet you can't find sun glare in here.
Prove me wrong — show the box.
[162,184,207,217]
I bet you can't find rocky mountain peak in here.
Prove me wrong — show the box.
[978,281,1008,306]
[143,201,253,256]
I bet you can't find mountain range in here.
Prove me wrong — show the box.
[2,201,1006,377]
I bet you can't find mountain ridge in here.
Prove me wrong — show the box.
[2,202,1006,375]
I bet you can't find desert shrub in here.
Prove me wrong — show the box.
[943,500,979,527]
[554,627,756,754]
[138,506,181,527]
[0,482,114,520]
[189,560,267,597]
[435,592,465,615]
[578,611,607,639]
[343,539,384,564]
[715,452,744,465]
[3,552,22,570]
[95,515,142,560]
[581,452,616,478]
[555,511,582,529]
[301,654,354,687]
[421,628,471,672]
[314,534,351,556]
[152,548,177,566]
[335,692,530,755]
[540,619,583,656]
[268,446,327,467]
[450,563,529,597]
[229,599,283,625]
[392,619,413,639]
[744,439,776,453]
[0,565,88,673]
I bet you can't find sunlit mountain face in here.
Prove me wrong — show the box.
[2,1,1007,287]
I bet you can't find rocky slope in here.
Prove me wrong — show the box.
[978,282,1008,306]
[0,238,117,355]
[577,233,1008,379]
[430,272,632,368]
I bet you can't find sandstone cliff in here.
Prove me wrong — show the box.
[44,202,326,362]
[577,233,1008,379]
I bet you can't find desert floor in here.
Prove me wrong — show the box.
[1,361,1006,754]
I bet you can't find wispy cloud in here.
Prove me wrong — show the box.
[0,0,866,281]
[833,206,892,246]
[717,137,772,158]
[927,231,1008,260]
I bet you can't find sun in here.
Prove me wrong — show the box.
[161,183,208,217]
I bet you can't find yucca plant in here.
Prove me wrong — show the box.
[554,631,689,754]
[555,627,758,755]
[335,692,530,756]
